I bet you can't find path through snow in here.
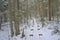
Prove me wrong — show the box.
[0,18,60,40]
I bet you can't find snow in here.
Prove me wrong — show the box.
[0,18,60,40]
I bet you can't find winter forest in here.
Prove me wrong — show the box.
[0,0,60,40]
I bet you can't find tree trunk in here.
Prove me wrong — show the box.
[13,0,20,36]
[0,17,2,30]
[48,0,51,21]
[40,0,44,27]
[8,0,14,37]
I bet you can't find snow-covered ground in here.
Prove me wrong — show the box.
[0,18,60,40]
